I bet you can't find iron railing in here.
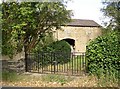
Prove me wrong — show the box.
[26,52,86,76]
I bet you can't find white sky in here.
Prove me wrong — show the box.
[0,0,106,26]
[66,0,105,26]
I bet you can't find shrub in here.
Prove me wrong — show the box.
[42,40,71,52]
[86,31,119,79]
[31,40,71,66]
[43,40,71,63]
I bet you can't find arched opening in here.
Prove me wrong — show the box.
[62,38,75,52]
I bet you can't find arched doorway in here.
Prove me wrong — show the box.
[62,38,75,52]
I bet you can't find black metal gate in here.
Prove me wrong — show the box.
[26,52,86,76]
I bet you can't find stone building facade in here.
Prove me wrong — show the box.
[53,19,102,52]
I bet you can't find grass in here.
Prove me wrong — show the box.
[2,70,18,82]
[1,72,118,87]
[41,74,73,85]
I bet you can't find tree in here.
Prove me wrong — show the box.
[2,1,72,57]
[101,1,120,30]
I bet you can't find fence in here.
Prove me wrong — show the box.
[26,52,87,76]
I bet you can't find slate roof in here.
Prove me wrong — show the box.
[66,19,101,27]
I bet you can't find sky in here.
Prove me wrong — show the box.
[66,0,105,26]
[0,0,106,26]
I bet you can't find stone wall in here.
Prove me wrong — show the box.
[1,58,25,73]
[53,26,102,52]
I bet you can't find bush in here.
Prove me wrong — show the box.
[86,31,119,79]
[31,40,71,66]
[42,40,71,52]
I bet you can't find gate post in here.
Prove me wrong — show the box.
[24,45,28,72]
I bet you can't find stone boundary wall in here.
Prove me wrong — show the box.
[1,58,25,73]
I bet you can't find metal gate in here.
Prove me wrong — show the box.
[26,52,87,76]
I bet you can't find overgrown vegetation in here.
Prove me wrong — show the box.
[41,74,73,85]
[1,70,18,82]
[86,31,119,82]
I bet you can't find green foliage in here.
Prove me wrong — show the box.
[1,1,72,57]
[86,31,120,80]
[101,1,120,30]
[43,40,71,64]
[32,40,71,66]
[97,71,118,87]
[42,40,71,52]
[32,32,54,53]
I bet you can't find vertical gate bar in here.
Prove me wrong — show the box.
[69,53,72,73]
[84,53,86,74]
[48,52,49,72]
[75,55,76,74]
[57,53,58,73]
[40,52,42,73]
[35,53,36,72]
[32,53,33,72]
[79,54,80,75]
[42,52,43,73]
[62,54,63,72]
[77,54,79,74]
[25,45,28,72]
[80,53,82,74]
[85,52,87,75]
[45,52,49,71]
[51,52,52,73]
[54,52,56,74]
[58,58,61,72]
[29,53,31,72]
[43,52,45,72]
[38,52,39,73]
[72,52,73,75]
[82,53,84,75]
[30,53,31,72]
[67,53,68,74]
[82,53,85,73]
[64,52,65,73]
[47,52,49,72]
[35,53,37,71]
[26,52,28,72]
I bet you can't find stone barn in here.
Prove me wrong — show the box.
[53,19,102,52]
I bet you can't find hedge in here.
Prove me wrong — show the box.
[86,31,120,79]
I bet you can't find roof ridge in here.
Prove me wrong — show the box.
[72,19,94,21]
[66,19,101,27]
